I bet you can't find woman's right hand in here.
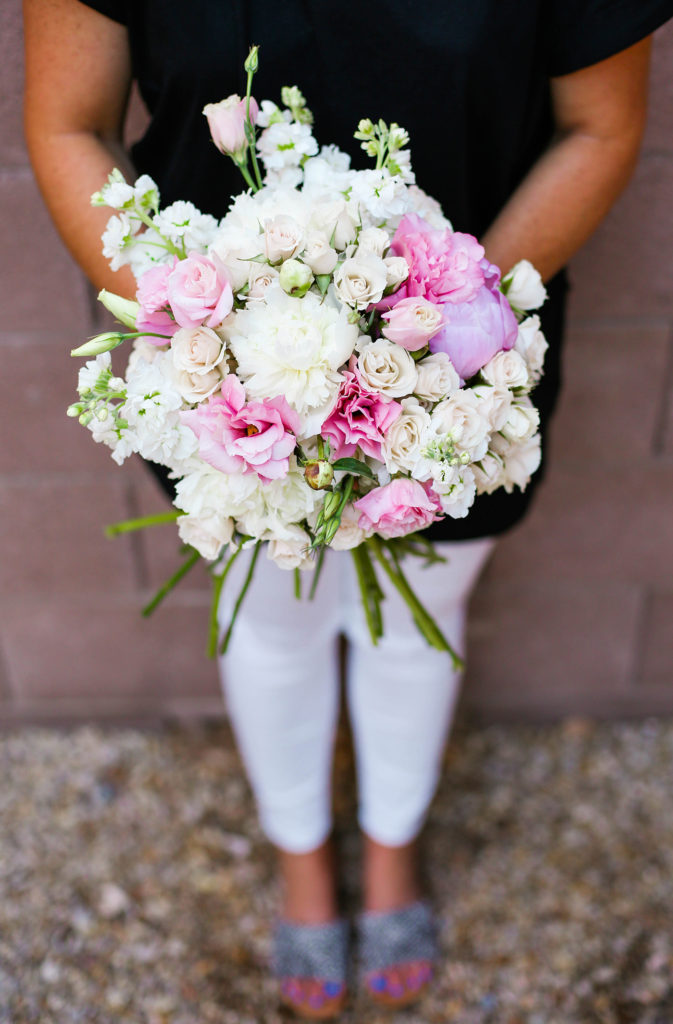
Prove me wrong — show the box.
[23,0,137,298]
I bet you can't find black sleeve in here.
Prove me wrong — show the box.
[546,0,673,76]
[76,0,128,25]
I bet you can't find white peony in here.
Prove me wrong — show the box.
[228,287,357,434]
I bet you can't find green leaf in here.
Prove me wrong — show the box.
[315,274,331,295]
[332,458,376,480]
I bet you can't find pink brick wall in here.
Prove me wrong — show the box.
[2,4,673,724]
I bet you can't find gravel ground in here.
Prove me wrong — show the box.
[1,715,673,1024]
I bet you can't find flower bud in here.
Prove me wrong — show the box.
[304,459,334,490]
[78,411,94,426]
[97,289,140,328]
[324,516,341,544]
[71,332,126,357]
[66,403,83,418]
[323,491,341,518]
[244,45,259,74]
[279,259,314,298]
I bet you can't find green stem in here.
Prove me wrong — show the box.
[235,157,259,193]
[308,545,326,601]
[133,209,183,256]
[294,567,302,600]
[219,540,262,654]
[105,511,182,537]
[207,546,244,658]
[142,548,200,617]
[368,536,463,669]
[351,545,382,646]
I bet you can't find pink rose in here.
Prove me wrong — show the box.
[321,358,402,460]
[181,374,300,482]
[381,296,445,351]
[136,258,179,340]
[167,252,233,329]
[203,94,259,158]
[383,214,485,308]
[429,285,518,381]
[355,479,442,538]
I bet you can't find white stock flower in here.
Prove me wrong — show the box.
[481,349,529,390]
[357,339,418,398]
[102,213,135,271]
[515,315,548,383]
[123,352,198,469]
[414,353,460,402]
[256,100,291,128]
[504,259,547,310]
[348,168,408,225]
[381,397,431,475]
[228,287,357,432]
[257,121,318,171]
[77,352,112,395]
[153,201,218,251]
[406,185,452,229]
[177,512,234,561]
[431,464,477,519]
[333,251,389,309]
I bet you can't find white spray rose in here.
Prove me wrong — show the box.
[383,256,410,291]
[247,263,280,300]
[264,215,304,264]
[470,384,513,431]
[357,227,390,257]
[329,503,367,551]
[473,452,506,495]
[171,326,225,376]
[333,251,389,309]
[494,434,542,492]
[381,398,431,474]
[177,512,234,561]
[414,353,461,402]
[515,315,548,383]
[302,232,338,276]
[309,200,357,250]
[504,259,547,310]
[501,398,540,442]
[429,391,491,461]
[267,525,315,570]
[481,349,529,390]
[357,339,418,398]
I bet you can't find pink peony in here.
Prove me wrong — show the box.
[181,374,300,482]
[385,214,485,307]
[429,284,518,381]
[167,252,233,330]
[354,479,442,538]
[381,296,445,351]
[136,258,179,340]
[203,94,259,158]
[321,358,402,460]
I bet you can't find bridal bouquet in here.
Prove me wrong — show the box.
[69,47,548,666]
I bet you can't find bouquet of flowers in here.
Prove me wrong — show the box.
[69,47,548,668]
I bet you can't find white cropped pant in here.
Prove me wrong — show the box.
[218,538,494,854]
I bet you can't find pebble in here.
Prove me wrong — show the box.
[2,718,673,1022]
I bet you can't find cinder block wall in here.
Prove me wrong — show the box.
[1,4,672,724]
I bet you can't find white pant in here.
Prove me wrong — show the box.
[218,538,494,853]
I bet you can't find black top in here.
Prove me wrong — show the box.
[79,0,673,539]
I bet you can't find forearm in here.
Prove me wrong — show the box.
[481,127,641,282]
[28,130,137,299]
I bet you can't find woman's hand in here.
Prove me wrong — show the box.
[24,0,137,297]
[481,37,653,281]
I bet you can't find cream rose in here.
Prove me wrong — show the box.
[174,367,223,403]
[171,326,225,376]
[430,391,491,461]
[383,256,410,291]
[329,503,367,550]
[470,383,513,431]
[302,231,338,276]
[481,349,529,390]
[515,315,548,382]
[267,525,314,570]
[472,452,505,495]
[177,512,233,561]
[414,352,460,402]
[309,200,357,250]
[501,398,540,442]
[247,263,279,300]
[357,339,418,398]
[264,214,304,264]
[381,398,431,474]
[503,259,547,310]
[495,434,542,492]
[357,227,390,257]
[333,251,389,309]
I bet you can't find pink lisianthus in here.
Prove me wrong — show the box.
[386,214,485,307]
[321,358,402,460]
[354,478,442,538]
[381,296,445,351]
[167,252,234,330]
[203,94,259,159]
[181,374,300,482]
[429,284,518,381]
[136,258,179,340]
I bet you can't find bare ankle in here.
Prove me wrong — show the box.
[362,834,421,913]
[277,838,339,924]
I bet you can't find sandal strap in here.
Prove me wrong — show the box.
[272,918,349,982]
[357,901,437,973]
